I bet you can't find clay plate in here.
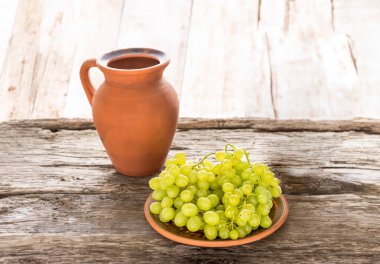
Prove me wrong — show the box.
[144,194,289,247]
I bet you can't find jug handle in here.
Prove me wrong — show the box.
[79,58,97,106]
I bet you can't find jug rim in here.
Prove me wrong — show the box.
[97,48,170,75]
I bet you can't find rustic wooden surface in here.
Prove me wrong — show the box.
[1,0,380,121]
[0,119,379,263]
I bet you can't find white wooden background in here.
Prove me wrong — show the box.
[0,0,380,121]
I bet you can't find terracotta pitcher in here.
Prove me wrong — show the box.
[80,48,179,176]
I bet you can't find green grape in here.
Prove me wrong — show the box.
[258,204,270,215]
[229,195,240,206]
[223,159,233,170]
[181,203,198,217]
[245,203,256,213]
[149,177,161,190]
[225,206,238,219]
[219,228,230,239]
[257,194,268,204]
[187,216,202,232]
[166,185,180,198]
[152,189,165,201]
[174,212,188,227]
[160,207,175,221]
[233,189,244,199]
[263,189,272,200]
[230,230,239,240]
[199,219,206,231]
[215,204,225,211]
[216,210,228,222]
[203,159,213,169]
[241,169,252,180]
[175,174,189,187]
[236,226,246,239]
[180,164,192,176]
[212,163,223,175]
[235,215,247,226]
[159,180,169,191]
[188,171,198,184]
[163,174,175,186]
[212,189,224,200]
[236,161,248,171]
[240,184,252,196]
[149,202,162,215]
[207,194,219,208]
[247,194,258,205]
[230,176,242,187]
[270,177,280,187]
[262,171,274,183]
[270,185,282,198]
[224,169,235,178]
[222,182,234,193]
[258,179,269,187]
[174,197,184,209]
[197,197,212,211]
[203,211,220,226]
[198,170,208,181]
[209,181,219,190]
[215,151,226,161]
[180,190,194,202]
[169,166,180,176]
[175,152,186,165]
[233,148,244,160]
[252,163,265,176]
[207,172,216,182]
[260,215,272,228]
[165,158,176,167]
[196,189,209,198]
[161,196,173,208]
[217,175,226,186]
[204,224,218,240]
[197,180,210,190]
[186,185,197,195]
[239,209,252,222]
[248,213,261,227]
[266,199,273,209]
[243,224,252,235]
[255,186,267,195]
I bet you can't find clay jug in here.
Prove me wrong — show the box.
[80,48,179,176]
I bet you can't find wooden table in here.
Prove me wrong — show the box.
[0,119,379,263]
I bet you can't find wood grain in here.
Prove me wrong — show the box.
[0,119,379,262]
[117,0,192,97]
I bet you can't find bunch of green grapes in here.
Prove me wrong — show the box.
[148,143,282,240]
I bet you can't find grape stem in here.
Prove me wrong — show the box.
[224,143,236,153]
[192,153,214,168]
[243,148,253,169]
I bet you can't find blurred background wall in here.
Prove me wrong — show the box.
[0,0,379,121]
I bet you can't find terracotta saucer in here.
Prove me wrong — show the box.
[144,194,289,247]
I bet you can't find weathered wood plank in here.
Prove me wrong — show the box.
[4,118,380,133]
[334,0,380,120]
[62,0,124,119]
[117,0,192,97]
[0,120,379,196]
[0,195,378,263]
[181,0,275,118]
[0,0,19,77]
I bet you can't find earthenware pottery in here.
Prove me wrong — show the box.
[144,194,289,247]
[80,48,179,176]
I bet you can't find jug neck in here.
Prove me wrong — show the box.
[96,48,169,86]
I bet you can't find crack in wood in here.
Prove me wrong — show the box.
[346,35,358,74]
[257,0,261,28]
[265,33,278,119]
[330,0,335,31]
[284,0,290,32]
